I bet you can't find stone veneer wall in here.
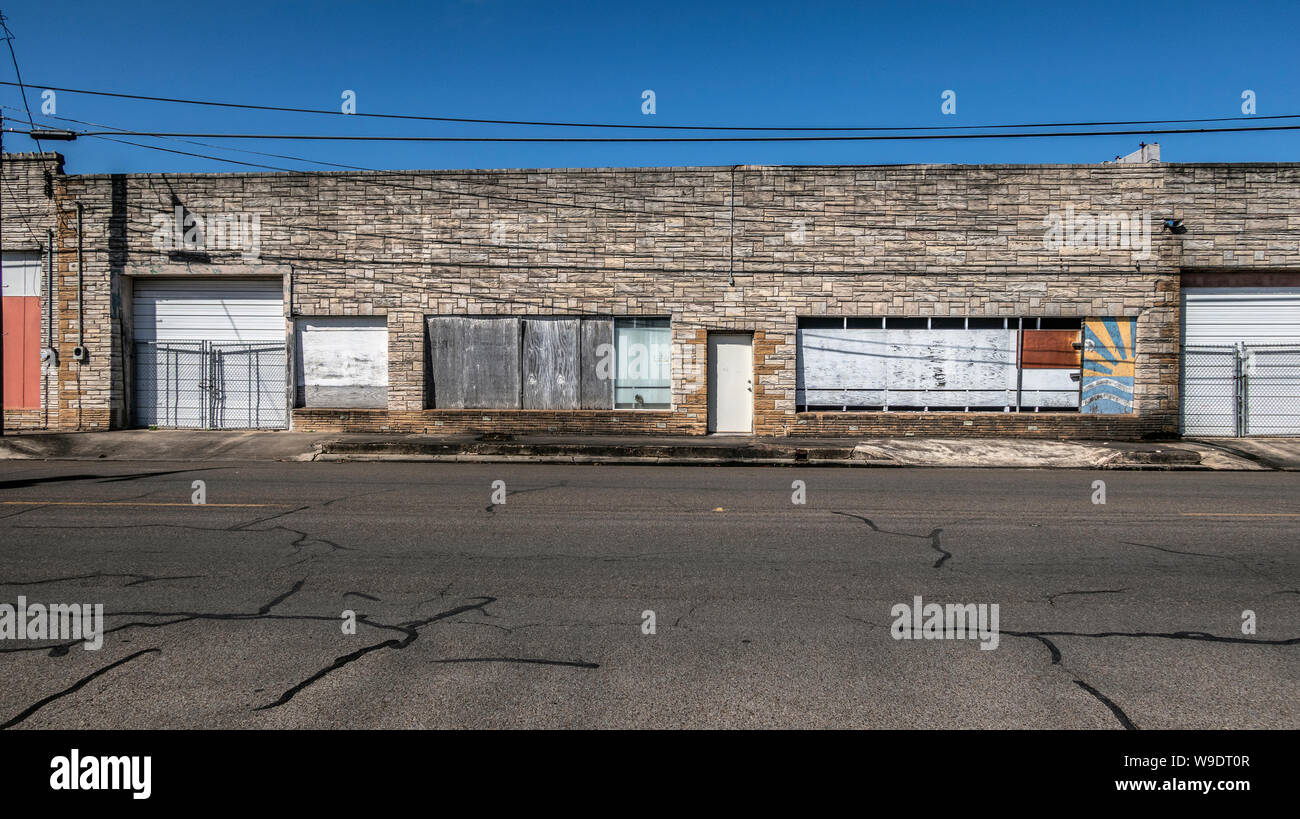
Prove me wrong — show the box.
[17,160,1299,437]
[1,153,63,430]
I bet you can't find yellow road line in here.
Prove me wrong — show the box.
[1181,512,1300,517]
[0,501,279,508]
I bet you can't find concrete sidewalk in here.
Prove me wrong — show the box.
[0,428,1290,469]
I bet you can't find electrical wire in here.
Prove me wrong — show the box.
[1,106,1180,229]
[13,123,1300,142]
[3,79,1298,132]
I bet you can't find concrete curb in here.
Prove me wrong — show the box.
[310,452,1229,469]
[0,430,1282,470]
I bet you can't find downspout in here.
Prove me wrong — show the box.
[46,228,54,346]
[76,201,83,349]
[45,228,54,428]
[76,201,83,428]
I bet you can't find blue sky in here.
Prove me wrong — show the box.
[2,0,1298,173]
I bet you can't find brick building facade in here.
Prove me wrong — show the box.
[4,153,1298,439]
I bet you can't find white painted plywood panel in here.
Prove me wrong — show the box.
[797,327,1017,406]
[294,317,387,408]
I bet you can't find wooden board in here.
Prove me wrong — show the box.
[580,319,614,409]
[1020,329,1081,369]
[426,316,521,408]
[522,318,580,410]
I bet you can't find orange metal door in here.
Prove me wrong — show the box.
[2,296,40,409]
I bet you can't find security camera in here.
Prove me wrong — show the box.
[1163,219,1187,234]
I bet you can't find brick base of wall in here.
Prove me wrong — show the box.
[789,411,1174,440]
[2,409,46,430]
[292,408,1174,439]
[292,408,703,435]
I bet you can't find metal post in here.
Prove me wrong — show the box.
[1234,342,1245,437]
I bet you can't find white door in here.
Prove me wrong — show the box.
[708,334,753,433]
[1182,287,1300,436]
[133,278,286,428]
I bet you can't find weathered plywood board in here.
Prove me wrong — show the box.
[427,316,521,408]
[523,318,580,410]
[580,319,614,409]
[1021,329,1082,368]
[797,328,1017,406]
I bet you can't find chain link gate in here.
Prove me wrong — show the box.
[1181,344,1300,437]
[134,340,288,429]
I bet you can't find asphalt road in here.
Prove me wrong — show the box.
[0,461,1296,729]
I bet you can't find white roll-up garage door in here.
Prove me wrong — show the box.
[133,278,287,429]
[1182,288,1300,436]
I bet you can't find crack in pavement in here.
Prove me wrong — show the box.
[484,482,568,514]
[995,630,1135,729]
[1046,588,1130,607]
[832,511,951,568]
[1073,680,1139,730]
[254,597,498,710]
[674,603,699,629]
[258,580,306,615]
[999,626,1299,729]
[0,582,593,716]
[1121,540,1282,586]
[1,648,161,730]
[432,657,599,669]
[0,572,204,588]
[0,579,313,657]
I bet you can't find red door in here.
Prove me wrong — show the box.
[2,296,40,409]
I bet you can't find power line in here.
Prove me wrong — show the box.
[0,105,366,171]
[9,109,1280,234]
[13,124,1300,142]
[0,104,366,172]
[0,108,1093,227]
[5,108,1288,234]
[3,79,1298,132]
[0,14,41,153]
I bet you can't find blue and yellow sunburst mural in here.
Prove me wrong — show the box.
[1081,318,1136,414]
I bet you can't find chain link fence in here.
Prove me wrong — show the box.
[134,341,287,429]
[1182,344,1300,437]
[1244,345,1300,436]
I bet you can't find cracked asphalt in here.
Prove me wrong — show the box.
[0,461,1296,729]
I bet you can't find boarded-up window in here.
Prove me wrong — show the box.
[426,316,622,410]
[427,316,522,408]
[294,317,388,408]
[796,317,1088,411]
[796,325,1019,409]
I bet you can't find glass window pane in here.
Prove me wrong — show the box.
[614,318,670,408]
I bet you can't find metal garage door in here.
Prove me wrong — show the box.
[1181,288,1300,436]
[133,278,287,429]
